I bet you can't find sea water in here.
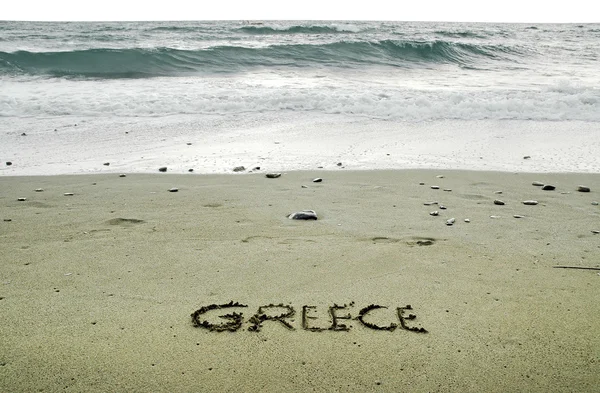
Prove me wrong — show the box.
[1,21,599,174]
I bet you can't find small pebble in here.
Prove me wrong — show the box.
[577,186,591,192]
[158,167,167,172]
[288,210,318,220]
[35,188,44,192]
[443,189,452,192]
[446,218,455,226]
[186,142,192,145]
[119,174,126,177]
[265,173,281,179]
[592,202,598,206]
[430,211,439,216]
[541,185,555,191]
[522,200,538,205]
[337,162,342,166]
[436,175,445,178]
[439,205,446,210]
[490,215,500,218]
[464,219,470,223]
[312,178,323,183]
[431,186,440,189]
[494,191,502,194]
[103,162,110,166]
[233,166,246,172]
[21,132,27,136]
[532,181,544,186]
[17,197,27,201]
[513,214,525,218]
[252,166,261,171]
[301,185,308,188]
[3,219,11,222]
[188,169,194,172]
[6,162,12,166]
[64,193,74,196]
[419,182,425,185]
[423,202,438,206]
[494,199,505,205]
[523,155,531,159]
[592,230,599,234]
[168,188,179,192]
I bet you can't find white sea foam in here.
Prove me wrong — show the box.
[1,75,598,122]
[1,114,599,176]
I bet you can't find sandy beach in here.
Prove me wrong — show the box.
[0,170,598,392]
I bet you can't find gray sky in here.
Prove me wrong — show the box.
[3,0,599,22]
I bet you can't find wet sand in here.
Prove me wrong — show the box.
[0,170,599,392]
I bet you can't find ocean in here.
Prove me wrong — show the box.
[1,21,599,174]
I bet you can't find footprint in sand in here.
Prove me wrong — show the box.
[106,218,146,225]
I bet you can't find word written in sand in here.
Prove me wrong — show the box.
[191,301,428,333]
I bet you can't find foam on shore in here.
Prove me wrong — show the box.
[1,116,599,176]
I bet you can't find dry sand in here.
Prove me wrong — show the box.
[0,170,599,392]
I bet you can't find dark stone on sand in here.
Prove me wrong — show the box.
[494,199,505,205]
[430,186,440,189]
[3,219,12,222]
[188,169,194,172]
[288,210,318,220]
[159,167,167,172]
[233,166,246,172]
[119,174,126,177]
[312,178,323,183]
[17,197,27,201]
[265,173,281,178]
[253,166,261,171]
[523,156,531,159]
[186,142,192,145]
[6,162,12,166]
[541,185,555,191]
[21,133,26,136]
[168,188,179,192]
[577,186,590,192]
[103,162,110,166]
[337,162,342,166]
[532,181,544,186]
[446,218,455,226]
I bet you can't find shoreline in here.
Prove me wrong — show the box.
[1,169,598,391]
[2,118,599,176]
